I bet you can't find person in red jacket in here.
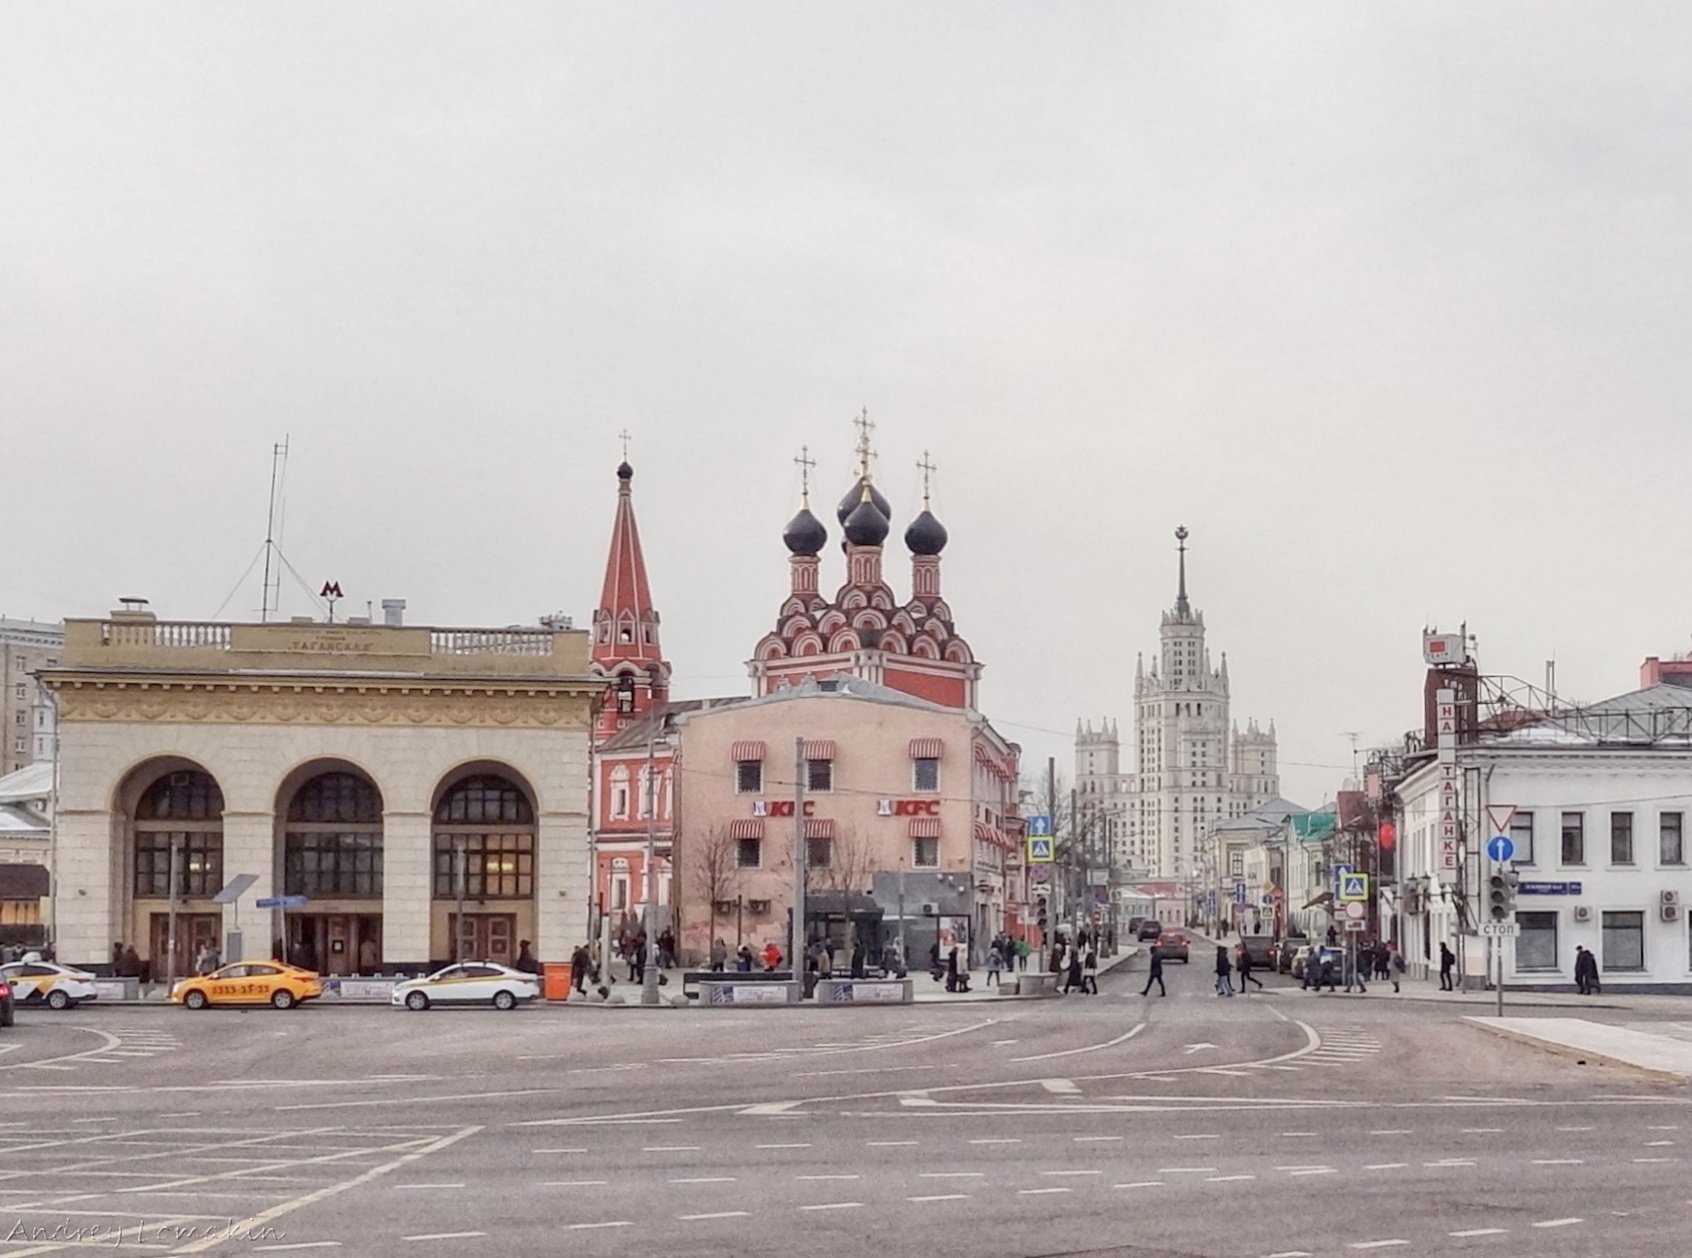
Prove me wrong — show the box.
[761,941,783,972]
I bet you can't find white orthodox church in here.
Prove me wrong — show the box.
[1076,528,1280,881]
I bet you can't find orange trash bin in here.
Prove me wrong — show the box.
[542,962,574,1001]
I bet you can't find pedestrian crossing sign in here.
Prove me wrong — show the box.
[1027,835,1055,864]
[1339,873,1369,902]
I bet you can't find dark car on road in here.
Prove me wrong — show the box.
[1271,935,1309,973]
[1239,935,1276,969]
[1155,931,1190,962]
[1137,920,1163,942]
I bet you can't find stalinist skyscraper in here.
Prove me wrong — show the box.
[1075,528,1280,881]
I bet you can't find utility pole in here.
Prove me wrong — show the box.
[1046,756,1059,960]
[790,737,807,985]
[165,835,182,990]
[641,726,661,1005]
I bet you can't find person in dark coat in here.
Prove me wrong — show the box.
[1574,946,1600,995]
[1318,950,1337,992]
[1439,942,1456,991]
[514,940,540,974]
[1065,945,1084,994]
[1236,942,1262,993]
[569,944,590,994]
[1140,945,1166,997]
[1213,945,1234,997]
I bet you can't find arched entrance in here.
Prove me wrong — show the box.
[431,771,536,965]
[122,762,225,984]
[277,766,384,976]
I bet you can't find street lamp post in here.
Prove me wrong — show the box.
[641,727,661,1006]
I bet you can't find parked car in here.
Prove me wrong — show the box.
[1137,921,1163,942]
[1293,945,1344,986]
[172,962,324,1010]
[1271,935,1309,973]
[391,961,541,1011]
[1155,931,1190,963]
[0,959,99,1010]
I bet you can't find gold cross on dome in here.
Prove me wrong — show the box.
[793,445,816,503]
[852,408,876,477]
[916,450,937,506]
[619,429,632,461]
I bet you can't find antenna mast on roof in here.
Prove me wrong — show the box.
[260,436,290,622]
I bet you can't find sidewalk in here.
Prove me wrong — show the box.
[1466,1015,1692,1082]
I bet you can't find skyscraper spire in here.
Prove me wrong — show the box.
[1174,525,1191,617]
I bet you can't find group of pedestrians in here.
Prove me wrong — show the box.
[983,932,1030,986]
[1049,931,1100,995]
[1213,943,1264,997]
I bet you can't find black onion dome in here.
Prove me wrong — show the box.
[782,505,827,555]
[904,508,948,556]
[843,492,891,547]
[616,460,634,481]
[836,476,891,525]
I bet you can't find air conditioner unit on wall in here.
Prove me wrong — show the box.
[1662,889,1680,907]
[920,902,939,917]
[1573,905,1592,923]
[1663,904,1681,923]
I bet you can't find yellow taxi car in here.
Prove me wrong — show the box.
[170,961,323,1010]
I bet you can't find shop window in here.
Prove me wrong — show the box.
[1601,910,1645,971]
[806,837,832,868]
[1515,911,1558,970]
[736,761,762,794]
[913,837,939,868]
[736,838,762,868]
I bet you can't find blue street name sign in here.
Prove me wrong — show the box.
[1486,835,1515,863]
[1234,882,1247,904]
[256,895,310,910]
[1027,815,1053,837]
[1519,881,1583,896]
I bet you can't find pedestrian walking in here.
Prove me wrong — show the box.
[709,938,727,972]
[1140,945,1166,997]
[761,941,782,972]
[986,944,1004,987]
[1318,950,1337,992]
[1015,937,1030,972]
[569,943,590,994]
[1213,945,1234,997]
[1344,946,1368,994]
[1326,925,1338,945]
[514,939,540,975]
[736,944,754,972]
[1236,943,1262,992]
[1065,943,1084,994]
[1439,942,1456,992]
[1574,946,1600,995]
[195,941,220,975]
[850,939,866,979]
[1082,944,1098,994]
[1388,941,1405,993]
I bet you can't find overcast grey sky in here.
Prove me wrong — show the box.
[5,5,1690,803]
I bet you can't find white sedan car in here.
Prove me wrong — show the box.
[391,961,541,1011]
[0,959,99,1010]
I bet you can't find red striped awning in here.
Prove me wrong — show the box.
[973,743,1005,777]
[909,817,942,838]
[909,738,944,759]
[802,739,836,760]
[973,820,995,844]
[729,819,765,840]
[804,818,835,839]
[731,740,767,762]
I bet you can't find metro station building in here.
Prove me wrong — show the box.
[42,610,601,975]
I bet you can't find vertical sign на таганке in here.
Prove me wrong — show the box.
[1436,687,1459,884]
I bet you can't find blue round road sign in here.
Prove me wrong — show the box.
[1486,835,1515,863]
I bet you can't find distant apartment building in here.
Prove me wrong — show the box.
[1,618,64,775]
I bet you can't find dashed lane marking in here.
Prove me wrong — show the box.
[1349,1243,1408,1250]
[679,1212,749,1221]
[1532,1218,1584,1228]
[1451,1229,1508,1238]
[1206,1175,1255,1182]
[1017,1187,1072,1195]
[642,1146,701,1152]
[566,1220,632,1230]
[1156,1167,1217,1174]
[798,1202,863,1211]
[395,1183,463,1190]
[1073,1136,1122,1143]
[919,1172,983,1179]
[866,1140,918,1147]
[796,1174,859,1181]
[1533,1160,1583,1166]
[672,1177,736,1184]
[1114,1181,1166,1189]
[908,1194,969,1203]
[967,1138,1019,1145]
[1365,1164,1407,1171]
[403,1233,486,1243]
[542,1180,606,1187]
[1039,1170,1101,1178]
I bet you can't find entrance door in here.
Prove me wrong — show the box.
[149,913,221,983]
[450,913,516,964]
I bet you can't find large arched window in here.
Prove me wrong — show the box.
[283,772,383,897]
[134,771,224,898]
[432,774,535,899]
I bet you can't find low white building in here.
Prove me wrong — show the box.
[1396,673,1692,992]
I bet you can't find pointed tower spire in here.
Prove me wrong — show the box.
[591,451,666,671]
[1174,525,1191,616]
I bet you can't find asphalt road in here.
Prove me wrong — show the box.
[0,953,1686,1257]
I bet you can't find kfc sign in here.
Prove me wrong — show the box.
[752,799,815,817]
[876,799,941,817]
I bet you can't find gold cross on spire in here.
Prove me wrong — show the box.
[916,450,937,507]
[619,428,632,461]
[793,444,816,504]
[852,408,876,478]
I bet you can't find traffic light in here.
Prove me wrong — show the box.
[1036,896,1049,930]
[1488,868,1519,921]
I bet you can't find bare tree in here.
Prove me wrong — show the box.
[689,825,742,950]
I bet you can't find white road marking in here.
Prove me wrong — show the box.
[759,1143,812,1149]
[1532,1218,1583,1228]
[1365,1163,1406,1171]
[395,1183,462,1189]
[1206,1174,1255,1182]
[1039,1169,1102,1177]
[671,1177,736,1184]
[534,1148,587,1154]
[1533,1159,1583,1166]
[1174,1133,1219,1140]
[1157,1167,1217,1174]
[1018,1187,1072,1195]
[867,1140,919,1147]
[1424,1160,1476,1168]
[1645,1140,1676,1146]
[1556,1126,1594,1132]
[1460,1128,1503,1133]
[566,1221,632,1230]
[543,1180,608,1187]
[1011,1024,1146,1063]
[796,1174,860,1181]
[908,1193,969,1202]
[1288,1168,1337,1176]
[1280,1131,1317,1137]
[644,1146,701,1152]
[1074,1135,1123,1143]
[1349,1243,1407,1251]
[1450,1229,1508,1238]
[1633,1157,1675,1163]
[1369,1129,1411,1135]
[1041,1079,1081,1094]
[679,1211,749,1221]
[798,1202,863,1211]
[920,1172,984,1179]
[1263,1252,1313,1257]
[403,1233,486,1243]
[967,1138,1019,1145]
[1114,1181,1166,1189]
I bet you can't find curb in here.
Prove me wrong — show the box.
[1462,1016,1688,1085]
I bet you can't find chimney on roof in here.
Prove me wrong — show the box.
[381,599,406,627]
